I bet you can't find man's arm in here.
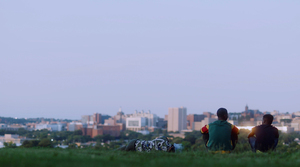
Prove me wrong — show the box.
[231,125,239,135]
[248,127,256,138]
[201,125,209,146]
[201,125,209,134]
[275,128,279,138]
[231,125,239,150]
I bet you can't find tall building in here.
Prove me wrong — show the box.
[167,107,187,132]
[81,113,104,125]
[115,107,126,124]
[93,113,102,124]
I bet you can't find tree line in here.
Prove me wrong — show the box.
[1,128,300,153]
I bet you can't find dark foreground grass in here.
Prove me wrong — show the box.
[1,148,300,167]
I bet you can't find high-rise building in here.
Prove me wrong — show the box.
[93,113,102,124]
[167,107,187,132]
[81,113,103,125]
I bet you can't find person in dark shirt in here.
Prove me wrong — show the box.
[248,114,279,152]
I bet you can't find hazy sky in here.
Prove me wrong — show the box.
[1,1,300,119]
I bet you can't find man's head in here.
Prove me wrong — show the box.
[262,114,274,125]
[217,108,228,121]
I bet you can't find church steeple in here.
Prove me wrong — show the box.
[245,104,249,112]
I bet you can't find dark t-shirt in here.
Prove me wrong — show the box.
[250,124,279,152]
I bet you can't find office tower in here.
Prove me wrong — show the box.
[93,113,102,124]
[167,107,187,132]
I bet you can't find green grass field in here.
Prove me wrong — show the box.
[1,148,300,167]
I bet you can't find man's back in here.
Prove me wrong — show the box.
[207,120,234,151]
[253,124,279,152]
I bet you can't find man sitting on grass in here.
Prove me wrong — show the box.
[201,108,239,153]
[248,114,279,152]
[117,136,181,152]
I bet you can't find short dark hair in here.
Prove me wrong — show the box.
[263,114,274,125]
[217,108,228,118]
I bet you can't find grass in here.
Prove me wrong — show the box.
[1,148,300,167]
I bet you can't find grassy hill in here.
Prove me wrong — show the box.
[1,148,300,167]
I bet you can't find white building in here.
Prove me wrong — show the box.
[35,123,65,131]
[35,124,49,130]
[129,110,158,127]
[167,107,187,132]
[0,134,27,146]
[125,110,159,132]
[0,124,7,129]
[126,117,147,131]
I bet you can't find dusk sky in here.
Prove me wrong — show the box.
[1,1,300,119]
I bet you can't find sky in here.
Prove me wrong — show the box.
[1,1,300,119]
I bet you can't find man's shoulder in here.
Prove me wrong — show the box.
[209,120,233,128]
[256,124,278,131]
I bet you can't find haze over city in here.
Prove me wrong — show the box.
[1,0,300,119]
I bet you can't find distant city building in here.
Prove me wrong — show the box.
[167,107,187,132]
[193,117,217,131]
[126,117,147,131]
[93,113,101,124]
[203,112,213,118]
[81,115,93,124]
[228,113,241,120]
[128,110,158,127]
[124,110,158,132]
[101,115,111,124]
[35,123,65,131]
[228,120,238,125]
[81,124,121,138]
[241,105,263,120]
[103,108,126,131]
[3,124,27,131]
[187,114,206,130]
[104,118,115,125]
[271,110,280,116]
[291,117,300,131]
[81,113,103,125]
[0,134,30,147]
[156,118,167,129]
[164,115,168,121]
[0,124,7,129]
[293,111,300,117]
[68,122,85,131]
[114,107,126,124]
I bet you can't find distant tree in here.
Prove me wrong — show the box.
[172,137,183,144]
[74,130,83,136]
[22,140,40,148]
[181,141,192,151]
[22,140,32,148]
[184,134,196,145]
[38,139,52,148]
[4,142,17,148]
[67,143,77,149]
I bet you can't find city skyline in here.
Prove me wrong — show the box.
[0,105,297,120]
[1,1,300,119]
